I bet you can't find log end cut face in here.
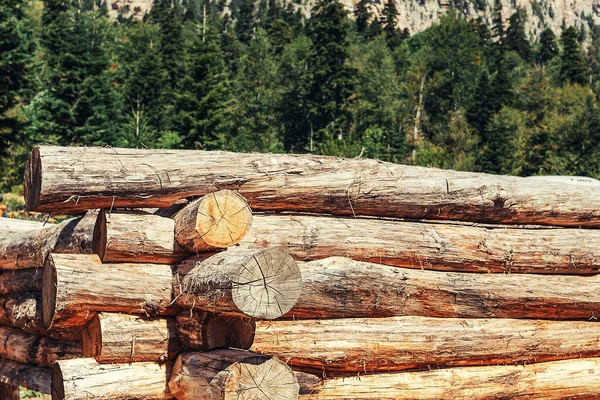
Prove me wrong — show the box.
[196,190,253,248]
[233,248,302,320]
[51,362,65,400]
[42,255,58,330]
[24,146,42,212]
[223,357,299,400]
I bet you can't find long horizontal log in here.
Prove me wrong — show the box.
[0,210,100,269]
[0,293,83,341]
[51,358,172,399]
[252,316,600,374]
[168,350,299,400]
[175,248,302,319]
[42,254,175,329]
[240,214,600,274]
[176,312,255,351]
[0,326,81,367]
[82,313,181,363]
[97,211,185,264]
[0,358,51,394]
[173,189,253,253]
[0,269,43,294]
[287,257,600,319]
[24,146,600,227]
[298,358,600,399]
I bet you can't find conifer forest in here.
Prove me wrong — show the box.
[1,0,600,192]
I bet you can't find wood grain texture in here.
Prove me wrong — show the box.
[51,358,172,399]
[42,254,175,329]
[0,326,81,367]
[174,190,253,253]
[175,248,302,320]
[169,350,299,400]
[0,358,51,394]
[24,146,600,227]
[82,313,181,363]
[176,312,255,351]
[240,214,600,274]
[0,268,43,294]
[0,383,19,399]
[98,211,185,264]
[297,358,600,399]
[252,316,600,374]
[0,211,100,270]
[286,257,600,320]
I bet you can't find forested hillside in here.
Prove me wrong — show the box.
[1,0,600,192]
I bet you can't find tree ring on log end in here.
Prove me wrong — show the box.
[24,147,42,212]
[232,248,301,320]
[196,190,253,248]
[51,362,65,400]
[224,356,299,400]
[42,255,58,329]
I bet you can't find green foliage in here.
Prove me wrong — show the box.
[560,26,588,85]
[537,28,559,65]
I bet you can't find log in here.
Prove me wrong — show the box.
[168,350,299,400]
[0,210,100,270]
[42,254,175,330]
[24,146,600,227]
[175,248,302,320]
[176,312,255,351]
[0,293,83,341]
[287,257,600,320]
[297,358,600,399]
[252,316,600,374]
[0,269,43,294]
[0,358,51,394]
[173,190,253,253]
[97,211,185,264]
[241,214,600,274]
[0,326,81,367]
[82,313,181,363]
[51,358,171,399]
[0,383,19,400]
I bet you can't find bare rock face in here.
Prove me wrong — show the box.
[103,0,599,44]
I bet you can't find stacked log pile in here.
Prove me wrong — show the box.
[1,145,600,398]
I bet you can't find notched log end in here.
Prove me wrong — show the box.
[81,314,101,360]
[93,210,107,260]
[42,255,58,330]
[24,146,42,212]
[51,362,65,400]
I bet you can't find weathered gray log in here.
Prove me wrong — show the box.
[0,358,51,394]
[0,326,81,367]
[252,316,600,374]
[0,210,100,269]
[287,257,600,320]
[42,254,175,329]
[173,189,253,253]
[297,358,600,399]
[239,214,600,274]
[24,146,600,227]
[175,248,302,320]
[176,312,255,351]
[168,350,299,400]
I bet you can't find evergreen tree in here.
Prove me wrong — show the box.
[354,0,371,36]
[559,26,588,86]
[505,10,532,62]
[537,28,558,65]
[382,0,400,48]
[236,0,256,43]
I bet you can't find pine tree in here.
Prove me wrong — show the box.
[505,10,532,62]
[354,0,371,36]
[236,0,256,43]
[560,26,588,86]
[382,0,400,48]
[537,28,558,65]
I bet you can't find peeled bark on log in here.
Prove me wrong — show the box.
[51,358,172,400]
[97,211,185,264]
[298,357,600,399]
[173,190,253,253]
[175,248,302,320]
[241,214,600,274]
[0,383,19,399]
[0,293,83,341]
[0,326,81,367]
[0,358,51,394]
[176,312,255,351]
[168,350,299,400]
[252,316,600,374]
[0,211,100,270]
[42,254,175,330]
[0,269,42,294]
[24,146,600,227]
[287,257,600,320]
[82,313,181,363]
